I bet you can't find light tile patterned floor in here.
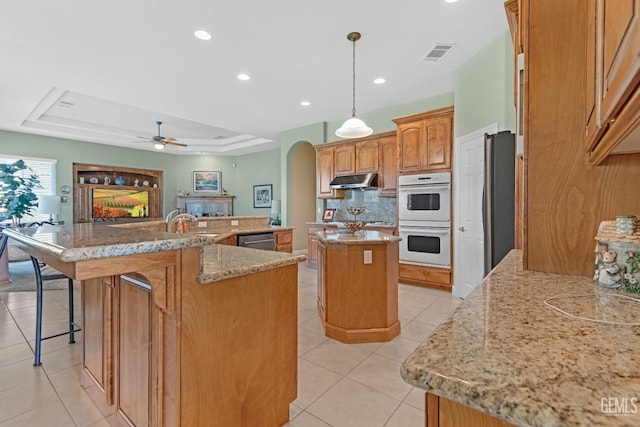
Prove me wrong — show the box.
[0,261,461,426]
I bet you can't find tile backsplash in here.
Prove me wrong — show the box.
[326,190,397,224]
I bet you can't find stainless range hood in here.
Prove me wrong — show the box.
[329,173,378,190]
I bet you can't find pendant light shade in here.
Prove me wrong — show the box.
[336,32,372,139]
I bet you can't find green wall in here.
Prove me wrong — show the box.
[453,31,515,137]
[0,130,177,224]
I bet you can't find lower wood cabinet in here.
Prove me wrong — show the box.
[274,229,293,253]
[399,262,451,291]
[426,393,514,427]
[217,234,237,246]
[317,241,327,321]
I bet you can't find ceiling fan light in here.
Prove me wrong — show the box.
[335,117,373,138]
[154,142,165,150]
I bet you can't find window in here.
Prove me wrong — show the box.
[0,155,57,223]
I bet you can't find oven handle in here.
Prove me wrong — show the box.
[399,227,450,235]
[399,184,450,191]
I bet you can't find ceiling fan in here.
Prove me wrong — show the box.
[136,121,188,150]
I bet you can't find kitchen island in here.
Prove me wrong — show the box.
[316,230,402,343]
[401,250,640,426]
[4,223,305,427]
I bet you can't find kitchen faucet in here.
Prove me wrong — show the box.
[165,208,181,224]
[168,213,198,233]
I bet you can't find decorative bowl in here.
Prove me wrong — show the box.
[343,221,365,233]
[114,176,126,186]
[346,206,366,217]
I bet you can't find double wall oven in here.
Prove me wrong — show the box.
[398,172,451,267]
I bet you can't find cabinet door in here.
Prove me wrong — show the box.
[82,277,115,407]
[378,136,397,197]
[424,114,452,171]
[599,0,640,123]
[316,146,343,199]
[584,0,601,151]
[334,144,356,175]
[317,241,326,320]
[118,277,152,427]
[356,140,379,173]
[274,230,293,253]
[397,122,424,173]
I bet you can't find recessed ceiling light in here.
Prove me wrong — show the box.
[444,0,459,3]
[300,101,311,107]
[373,77,386,84]
[237,73,251,81]
[194,30,212,41]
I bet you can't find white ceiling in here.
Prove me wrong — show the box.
[0,0,508,156]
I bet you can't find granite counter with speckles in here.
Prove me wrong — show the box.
[4,223,305,283]
[401,250,640,427]
[317,230,401,245]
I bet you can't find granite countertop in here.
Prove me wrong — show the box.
[317,230,401,245]
[306,222,396,229]
[198,244,306,284]
[401,250,640,427]
[3,223,215,262]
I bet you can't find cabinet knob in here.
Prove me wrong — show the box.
[459,226,466,232]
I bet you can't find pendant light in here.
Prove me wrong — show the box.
[335,32,373,139]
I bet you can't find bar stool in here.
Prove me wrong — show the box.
[30,256,81,366]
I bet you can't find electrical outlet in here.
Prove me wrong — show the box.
[198,221,207,228]
[364,250,372,264]
[231,220,239,226]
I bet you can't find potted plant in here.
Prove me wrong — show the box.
[0,159,41,227]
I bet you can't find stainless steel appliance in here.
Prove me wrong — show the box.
[238,232,276,251]
[398,172,451,267]
[483,131,516,275]
[398,223,451,266]
[398,172,451,224]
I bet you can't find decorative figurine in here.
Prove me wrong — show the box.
[134,179,139,187]
[596,251,623,289]
[104,176,111,185]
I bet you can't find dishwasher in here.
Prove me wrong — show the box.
[237,232,276,251]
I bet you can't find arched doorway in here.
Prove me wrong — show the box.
[288,142,316,252]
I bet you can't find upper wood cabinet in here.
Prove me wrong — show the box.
[378,134,397,197]
[334,144,356,175]
[585,0,640,164]
[355,139,379,173]
[393,107,454,174]
[315,146,344,199]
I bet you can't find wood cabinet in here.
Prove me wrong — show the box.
[585,0,640,164]
[307,224,327,267]
[178,195,234,217]
[317,240,327,321]
[425,393,514,427]
[73,163,163,223]
[393,107,454,174]
[315,131,396,199]
[334,144,356,175]
[315,146,344,199]
[217,234,237,246]
[378,134,398,197]
[274,229,293,253]
[316,238,400,343]
[355,139,379,173]
[399,263,451,291]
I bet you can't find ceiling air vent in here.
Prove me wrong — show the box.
[421,44,455,62]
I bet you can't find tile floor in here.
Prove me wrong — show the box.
[0,261,462,426]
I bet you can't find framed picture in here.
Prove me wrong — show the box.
[193,171,222,194]
[322,208,336,222]
[253,184,272,208]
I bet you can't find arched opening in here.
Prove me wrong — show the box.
[288,141,316,252]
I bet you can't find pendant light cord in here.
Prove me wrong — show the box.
[351,37,357,118]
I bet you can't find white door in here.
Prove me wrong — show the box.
[453,124,497,299]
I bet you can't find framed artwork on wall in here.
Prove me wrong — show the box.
[322,208,336,222]
[193,171,222,194]
[253,184,272,208]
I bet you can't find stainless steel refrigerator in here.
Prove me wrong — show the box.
[483,131,516,275]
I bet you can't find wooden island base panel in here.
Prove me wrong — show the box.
[316,230,402,344]
[4,223,305,427]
